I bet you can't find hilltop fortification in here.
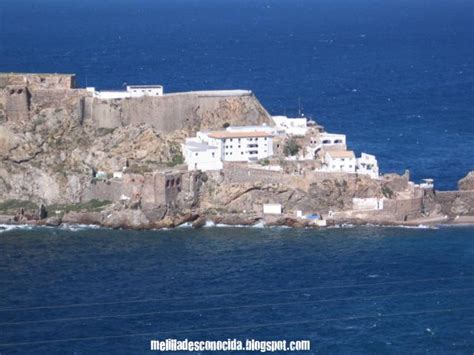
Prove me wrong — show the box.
[0,73,272,133]
[0,72,472,229]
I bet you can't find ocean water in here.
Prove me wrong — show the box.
[0,225,473,353]
[1,0,473,189]
[1,2,474,353]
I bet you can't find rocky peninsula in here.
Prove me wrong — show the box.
[0,73,473,230]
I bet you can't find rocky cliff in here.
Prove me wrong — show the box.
[0,74,271,205]
[0,73,472,229]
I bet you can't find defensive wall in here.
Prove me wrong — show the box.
[86,90,272,134]
[81,171,201,209]
[0,73,273,133]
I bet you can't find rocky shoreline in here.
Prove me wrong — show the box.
[1,73,473,229]
[1,207,473,232]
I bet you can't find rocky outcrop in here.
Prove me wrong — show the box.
[459,171,474,191]
[1,72,473,229]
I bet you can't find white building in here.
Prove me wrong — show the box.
[198,128,274,162]
[272,116,308,136]
[303,132,347,160]
[320,150,379,178]
[263,203,282,215]
[87,85,164,100]
[183,127,274,170]
[318,133,346,148]
[126,85,163,97]
[356,153,379,179]
[183,139,223,171]
[323,150,357,173]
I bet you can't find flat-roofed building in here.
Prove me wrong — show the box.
[320,150,380,178]
[356,153,379,179]
[183,138,223,171]
[198,128,274,162]
[88,84,164,100]
[318,132,346,148]
[323,150,357,173]
[126,85,163,97]
[271,115,308,136]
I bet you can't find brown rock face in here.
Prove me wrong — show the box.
[459,171,474,191]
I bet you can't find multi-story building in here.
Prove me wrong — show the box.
[183,126,275,170]
[323,150,357,173]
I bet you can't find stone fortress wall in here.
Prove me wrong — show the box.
[0,73,85,123]
[0,73,272,134]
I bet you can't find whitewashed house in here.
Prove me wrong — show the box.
[323,150,357,173]
[356,153,379,179]
[318,133,346,148]
[183,139,223,171]
[320,150,380,178]
[271,116,309,136]
[303,132,347,159]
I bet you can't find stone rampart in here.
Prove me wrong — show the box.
[89,91,272,133]
[0,73,75,90]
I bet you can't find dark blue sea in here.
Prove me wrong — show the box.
[0,225,473,354]
[1,0,473,189]
[1,1,474,353]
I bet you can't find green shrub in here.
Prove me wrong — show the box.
[382,186,394,198]
[283,137,301,156]
[167,142,185,167]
